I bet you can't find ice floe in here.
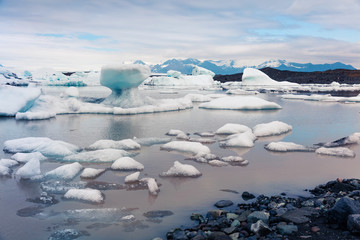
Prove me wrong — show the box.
[41,180,86,194]
[199,96,281,110]
[87,139,141,151]
[16,159,41,179]
[145,75,214,87]
[264,142,314,152]
[63,149,132,163]
[317,132,360,147]
[45,162,84,180]
[133,137,172,146]
[11,152,47,163]
[111,157,144,171]
[219,131,257,148]
[160,141,211,155]
[125,171,140,183]
[0,165,11,176]
[0,159,19,167]
[253,121,292,137]
[215,123,252,135]
[64,188,104,203]
[64,87,79,98]
[242,68,299,87]
[80,168,106,179]
[208,160,229,167]
[165,129,187,136]
[160,161,202,177]
[4,137,80,157]
[0,86,41,116]
[315,147,356,158]
[140,177,160,195]
[184,93,212,102]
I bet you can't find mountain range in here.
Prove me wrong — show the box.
[140,59,356,75]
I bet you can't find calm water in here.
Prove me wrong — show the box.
[1,87,360,240]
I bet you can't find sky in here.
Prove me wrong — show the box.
[0,0,359,70]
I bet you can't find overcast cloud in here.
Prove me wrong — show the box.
[0,0,359,70]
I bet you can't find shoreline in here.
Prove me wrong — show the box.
[161,178,360,240]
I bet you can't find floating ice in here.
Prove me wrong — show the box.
[40,180,86,194]
[133,137,172,146]
[242,68,299,87]
[167,70,181,78]
[11,152,47,163]
[186,153,218,163]
[208,160,229,167]
[221,156,246,163]
[161,141,211,155]
[16,159,41,179]
[45,162,84,180]
[111,157,144,171]
[199,96,281,110]
[64,188,104,203]
[15,111,56,120]
[0,165,11,176]
[80,168,106,179]
[192,66,215,77]
[100,64,150,92]
[62,208,134,222]
[0,86,41,116]
[63,149,132,163]
[253,121,292,137]
[160,161,202,177]
[215,123,252,135]
[318,132,360,147]
[194,132,215,137]
[315,147,356,158]
[87,139,141,151]
[4,137,80,157]
[264,142,314,152]
[226,89,259,95]
[141,177,160,195]
[125,171,140,183]
[64,87,79,98]
[146,75,214,87]
[219,131,257,148]
[165,129,186,136]
[0,158,19,167]
[188,137,216,144]
[184,93,212,102]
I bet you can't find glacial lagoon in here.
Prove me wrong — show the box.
[1,86,360,239]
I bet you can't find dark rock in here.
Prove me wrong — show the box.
[327,197,360,226]
[238,210,251,221]
[208,231,231,240]
[276,224,298,235]
[347,214,360,232]
[191,213,205,224]
[215,200,233,208]
[206,210,225,220]
[166,228,187,240]
[242,191,255,200]
[250,220,271,236]
[143,210,174,218]
[247,211,270,224]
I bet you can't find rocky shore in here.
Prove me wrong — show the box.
[162,178,360,240]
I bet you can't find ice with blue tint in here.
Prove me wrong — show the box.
[44,162,84,180]
[63,149,134,163]
[192,65,215,77]
[16,159,41,179]
[87,139,141,151]
[242,68,299,86]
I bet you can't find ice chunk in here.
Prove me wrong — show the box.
[184,93,212,102]
[242,68,299,86]
[176,132,190,140]
[87,139,141,151]
[319,132,360,148]
[253,121,292,137]
[125,171,140,183]
[215,123,252,135]
[100,64,150,92]
[141,177,159,195]
[11,152,46,163]
[146,75,214,87]
[111,157,144,171]
[0,159,19,167]
[186,153,218,163]
[4,137,80,157]
[165,129,186,136]
[188,137,216,144]
[15,111,56,120]
[64,188,104,203]
[0,165,11,176]
[221,156,246,163]
[194,132,215,137]
[167,70,181,78]
[160,161,202,177]
[264,142,314,152]
[133,137,171,146]
[40,180,86,194]
[0,86,41,116]
[199,96,281,110]
[315,147,356,158]
[64,87,79,98]
[219,131,257,148]
[63,149,132,163]
[192,66,215,77]
[16,159,41,179]
[63,208,134,222]
[80,168,106,179]
[45,162,84,180]
[161,141,211,155]
[208,160,229,167]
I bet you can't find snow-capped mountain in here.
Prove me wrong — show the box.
[149,59,356,75]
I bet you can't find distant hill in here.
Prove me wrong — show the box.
[149,59,356,75]
[214,67,360,84]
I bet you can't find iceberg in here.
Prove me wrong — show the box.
[208,160,229,167]
[315,147,356,158]
[0,165,11,176]
[0,159,19,167]
[87,139,141,151]
[45,162,84,180]
[110,157,144,171]
[253,121,292,137]
[219,131,257,148]
[64,188,104,203]
[4,137,80,158]
[160,161,202,177]
[199,96,281,110]
[64,87,79,98]
[264,142,314,152]
[242,68,299,87]
[221,156,247,163]
[140,177,160,195]
[165,129,187,136]
[63,149,132,163]
[215,123,252,135]
[125,171,140,183]
[11,152,47,163]
[192,66,215,77]
[80,168,106,179]
[133,137,172,146]
[167,70,181,78]
[0,86,41,116]
[15,159,41,179]
[160,141,211,155]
